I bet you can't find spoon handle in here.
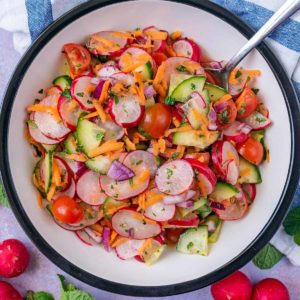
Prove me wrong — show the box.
[224,0,300,72]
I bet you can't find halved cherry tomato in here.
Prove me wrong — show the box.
[152,52,168,66]
[237,136,264,165]
[165,228,185,244]
[236,87,258,119]
[139,103,172,138]
[52,196,84,224]
[205,71,217,85]
[215,99,237,130]
[63,43,91,76]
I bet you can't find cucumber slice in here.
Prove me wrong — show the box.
[197,204,212,219]
[168,74,192,96]
[173,130,219,149]
[43,152,53,193]
[141,242,166,266]
[85,155,111,174]
[103,197,129,219]
[177,226,208,255]
[76,119,105,156]
[135,61,153,80]
[65,133,78,154]
[251,129,265,142]
[52,75,72,90]
[204,82,227,102]
[178,197,208,217]
[238,156,262,184]
[210,181,239,202]
[206,215,223,243]
[42,144,57,152]
[170,76,206,103]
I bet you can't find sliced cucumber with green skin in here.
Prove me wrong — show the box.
[197,204,212,219]
[178,198,208,217]
[206,215,223,243]
[177,226,208,255]
[42,144,57,152]
[210,181,239,202]
[76,119,105,156]
[52,75,72,90]
[85,155,111,174]
[65,133,78,154]
[204,82,227,102]
[173,130,219,149]
[135,61,153,80]
[43,152,53,193]
[238,156,262,184]
[141,242,166,266]
[168,74,193,96]
[251,130,265,142]
[170,76,206,103]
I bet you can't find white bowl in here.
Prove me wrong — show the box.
[1,0,299,296]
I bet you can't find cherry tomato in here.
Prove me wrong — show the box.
[237,136,264,165]
[252,278,290,300]
[236,87,258,119]
[215,99,237,130]
[165,228,185,244]
[52,196,84,224]
[139,103,172,138]
[211,271,253,300]
[152,52,168,66]
[63,43,91,76]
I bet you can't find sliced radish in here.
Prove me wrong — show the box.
[242,183,256,202]
[75,229,101,246]
[99,173,149,201]
[123,150,158,177]
[53,156,72,192]
[34,95,71,140]
[94,119,124,141]
[76,170,107,205]
[225,160,240,185]
[112,209,161,239]
[27,113,60,145]
[155,160,194,195]
[222,121,251,144]
[165,212,199,228]
[84,227,102,243]
[110,72,135,86]
[70,75,95,111]
[172,38,201,62]
[97,64,120,78]
[55,153,86,177]
[163,190,196,205]
[57,96,83,131]
[143,26,167,52]
[53,178,76,200]
[243,111,271,130]
[119,47,154,72]
[108,93,144,128]
[46,85,62,97]
[116,239,144,260]
[144,200,175,222]
[87,31,128,56]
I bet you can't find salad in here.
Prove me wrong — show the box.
[25,26,271,265]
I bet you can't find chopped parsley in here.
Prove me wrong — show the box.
[246,75,251,82]
[75,63,82,68]
[79,111,88,118]
[76,92,84,97]
[171,152,180,160]
[166,168,173,179]
[252,88,260,95]
[187,51,191,56]
[165,96,176,105]
[187,241,194,250]
[176,65,187,72]
[129,178,133,186]
[256,117,266,123]
[218,109,229,123]
[27,120,37,129]
[191,83,196,90]
[136,160,143,165]
[38,89,44,94]
[61,89,72,100]
[138,127,151,139]
[98,55,109,63]
[235,69,242,79]
[34,98,40,104]
[237,103,246,115]
[109,90,119,104]
[156,156,162,165]
[87,100,93,104]
[96,132,104,141]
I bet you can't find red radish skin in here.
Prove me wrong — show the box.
[211,271,252,300]
[172,38,201,62]
[243,111,272,130]
[242,183,256,202]
[0,281,22,300]
[252,278,290,300]
[143,26,167,52]
[0,239,30,278]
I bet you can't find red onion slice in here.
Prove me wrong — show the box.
[208,106,218,130]
[93,80,111,99]
[102,227,111,252]
[144,85,157,99]
[210,201,225,210]
[107,160,135,181]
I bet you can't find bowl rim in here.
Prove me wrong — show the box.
[1,0,300,296]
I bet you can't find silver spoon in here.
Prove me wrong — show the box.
[205,0,300,90]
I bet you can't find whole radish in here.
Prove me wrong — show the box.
[0,281,22,300]
[211,271,252,300]
[252,278,290,300]
[0,239,30,278]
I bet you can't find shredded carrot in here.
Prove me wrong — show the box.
[47,183,56,201]
[152,140,159,156]
[138,238,153,255]
[83,111,99,119]
[266,148,270,163]
[37,191,43,209]
[228,67,243,85]
[85,85,96,94]
[133,72,146,105]
[144,193,164,209]
[131,213,157,225]
[164,44,177,57]
[239,168,250,178]
[247,69,261,77]
[215,94,232,106]
[65,153,88,162]
[99,80,111,104]
[132,170,151,187]
[89,140,124,157]
[107,148,124,161]
[165,125,193,137]
[111,31,132,39]
[90,224,103,234]
[176,145,186,159]
[144,31,168,40]
[93,63,103,75]
[131,43,153,49]
[110,230,118,244]
[92,100,107,122]
[171,31,182,40]
[124,136,136,151]
[27,104,61,122]
[153,62,167,90]
[52,160,61,187]
[111,237,129,248]
[105,202,130,216]
[158,138,166,153]
[172,117,180,128]
[137,192,146,211]
[198,180,207,196]
[65,100,79,112]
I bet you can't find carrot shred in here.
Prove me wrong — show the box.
[89,140,124,157]
[131,43,153,49]
[144,192,164,209]
[176,145,186,159]
[99,80,111,104]
[37,191,43,209]
[171,31,182,40]
[133,72,146,105]
[164,44,177,57]
[92,100,107,122]
[165,125,193,137]
[27,104,61,122]
[137,192,146,211]
[47,183,56,201]
[158,138,166,153]
[152,140,159,156]
[65,153,88,162]
[138,238,153,255]
[111,237,129,248]
[144,31,168,40]
[85,85,96,93]
[172,117,180,128]
[131,213,157,225]
[110,230,118,244]
[83,111,99,119]
[124,136,136,151]
[90,224,103,234]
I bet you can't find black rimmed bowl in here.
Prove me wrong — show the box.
[0,0,299,297]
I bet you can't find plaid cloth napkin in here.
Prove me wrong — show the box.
[0,0,300,264]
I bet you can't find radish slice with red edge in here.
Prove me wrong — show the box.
[55,153,86,177]
[28,113,60,145]
[34,95,71,140]
[172,38,201,62]
[242,183,256,202]
[97,65,120,78]
[123,150,158,177]
[76,170,107,205]
[57,96,83,131]
[53,178,75,200]
[102,227,111,252]
[108,93,144,128]
[165,212,199,228]
[112,209,161,239]
[84,227,102,244]
[116,239,145,260]
[75,229,101,246]
[222,121,251,143]
[225,160,240,185]
[143,26,167,52]
[155,160,194,195]
[243,111,271,130]
[71,75,96,111]
[87,31,128,56]
[110,72,135,86]
[107,160,135,181]
[94,119,124,141]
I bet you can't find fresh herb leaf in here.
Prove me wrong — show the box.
[235,70,242,79]
[252,88,260,95]
[38,89,44,94]
[156,156,162,165]
[283,206,300,236]
[129,178,133,186]
[87,100,93,105]
[187,241,194,250]
[171,152,180,160]
[294,229,300,245]
[179,121,188,127]
[237,103,246,115]
[0,183,9,208]
[255,117,266,123]
[76,92,84,97]
[25,291,54,300]
[166,168,173,179]
[191,83,196,90]
[79,111,88,119]
[137,127,151,139]
[176,65,187,72]
[34,98,41,104]
[252,243,283,269]
[136,160,143,165]
[27,120,38,129]
[165,96,176,105]
[98,55,109,63]
[75,63,82,68]
[246,75,251,82]
[96,132,104,141]
[62,89,72,100]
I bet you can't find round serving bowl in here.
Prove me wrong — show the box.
[0,0,299,297]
